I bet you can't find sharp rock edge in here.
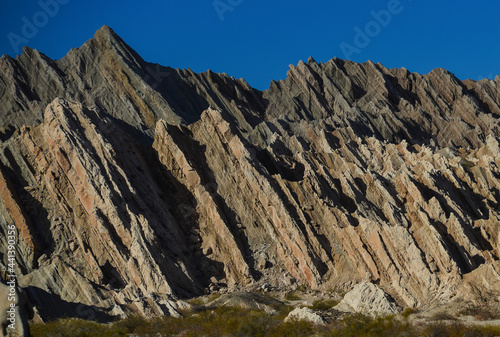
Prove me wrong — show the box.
[0,25,500,320]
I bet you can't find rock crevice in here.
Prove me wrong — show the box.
[0,26,499,318]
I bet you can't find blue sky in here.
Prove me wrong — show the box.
[0,0,499,90]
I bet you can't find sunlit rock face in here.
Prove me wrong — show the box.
[1,25,499,319]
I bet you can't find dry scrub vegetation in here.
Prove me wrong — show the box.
[30,306,500,337]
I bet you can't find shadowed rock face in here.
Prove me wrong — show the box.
[0,25,499,318]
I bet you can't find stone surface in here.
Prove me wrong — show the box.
[335,282,400,316]
[0,26,499,319]
[285,307,325,324]
[208,292,284,314]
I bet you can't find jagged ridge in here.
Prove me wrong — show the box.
[0,26,499,319]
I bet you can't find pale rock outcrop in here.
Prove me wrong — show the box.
[335,282,400,316]
[285,307,325,325]
[208,292,284,314]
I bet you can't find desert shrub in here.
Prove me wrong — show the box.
[32,307,500,337]
[119,314,150,332]
[401,307,416,319]
[419,321,500,337]
[187,296,205,306]
[30,318,128,337]
[309,298,339,311]
[274,304,294,319]
[296,284,308,292]
[461,326,500,337]
[459,305,500,321]
[421,323,460,337]
[285,291,301,301]
[428,312,457,321]
[325,314,416,337]
[270,320,315,337]
[207,292,222,302]
[327,313,374,337]
[153,306,278,336]
[326,285,348,301]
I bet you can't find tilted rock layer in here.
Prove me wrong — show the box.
[0,26,499,318]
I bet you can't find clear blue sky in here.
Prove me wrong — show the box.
[0,0,499,90]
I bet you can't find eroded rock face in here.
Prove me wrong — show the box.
[335,282,400,316]
[0,26,499,319]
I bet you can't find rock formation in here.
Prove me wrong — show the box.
[335,282,400,316]
[208,292,284,314]
[285,307,325,325]
[0,25,499,319]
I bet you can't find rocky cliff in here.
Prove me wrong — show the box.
[1,25,499,319]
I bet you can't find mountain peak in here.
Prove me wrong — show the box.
[94,24,120,43]
[0,26,500,323]
[92,25,134,55]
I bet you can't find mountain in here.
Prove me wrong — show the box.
[1,25,499,320]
